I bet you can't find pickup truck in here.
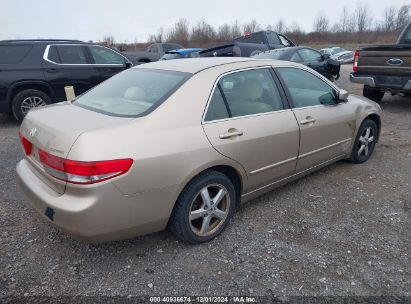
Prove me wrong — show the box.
[123,43,183,64]
[199,30,295,58]
[350,22,411,102]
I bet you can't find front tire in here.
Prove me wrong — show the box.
[168,170,236,244]
[363,86,384,103]
[349,119,378,164]
[12,89,51,122]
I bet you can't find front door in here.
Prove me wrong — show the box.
[86,45,130,84]
[276,67,356,172]
[202,68,300,192]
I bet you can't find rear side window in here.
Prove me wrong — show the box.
[56,45,87,64]
[0,45,32,64]
[266,32,281,45]
[47,46,60,63]
[75,69,190,117]
[234,32,264,44]
[89,46,126,64]
[277,67,336,108]
[204,68,284,121]
[204,88,229,121]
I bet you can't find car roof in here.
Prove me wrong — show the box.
[0,39,84,45]
[135,57,300,74]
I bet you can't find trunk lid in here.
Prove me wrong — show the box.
[20,103,132,194]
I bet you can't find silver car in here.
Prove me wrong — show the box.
[320,47,354,64]
[16,58,382,244]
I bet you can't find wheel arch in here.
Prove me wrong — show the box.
[7,81,54,110]
[364,113,381,141]
[175,161,247,209]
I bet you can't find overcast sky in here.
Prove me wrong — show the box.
[1,0,409,42]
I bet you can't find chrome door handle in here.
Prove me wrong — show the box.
[300,118,316,125]
[219,130,243,139]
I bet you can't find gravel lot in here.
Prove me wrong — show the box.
[1,65,410,301]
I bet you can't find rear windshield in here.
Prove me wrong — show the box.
[0,45,32,64]
[75,69,191,117]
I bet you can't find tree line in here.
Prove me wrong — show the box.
[104,3,410,50]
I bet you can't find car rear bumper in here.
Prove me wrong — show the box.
[16,159,177,242]
[350,73,411,91]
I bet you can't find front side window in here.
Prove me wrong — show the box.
[277,67,336,108]
[56,45,87,64]
[75,69,190,117]
[297,48,322,62]
[89,46,126,64]
[204,69,284,121]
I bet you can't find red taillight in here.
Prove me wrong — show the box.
[353,50,360,72]
[38,148,133,184]
[19,131,32,155]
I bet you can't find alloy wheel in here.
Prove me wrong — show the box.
[358,127,374,157]
[189,184,230,237]
[21,96,47,115]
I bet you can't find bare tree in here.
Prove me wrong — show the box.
[396,5,410,30]
[243,19,260,33]
[274,19,287,33]
[383,6,397,32]
[191,20,216,44]
[216,24,232,41]
[102,35,115,46]
[313,11,330,32]
[166,18,190,45]
[354,2,372,33]
[231,20,242,39]
[338,6,351,33]
[148,27,164,43]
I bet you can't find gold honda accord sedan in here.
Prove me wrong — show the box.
[16,58,382,244]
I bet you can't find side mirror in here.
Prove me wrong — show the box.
[338,89,349,101]
[125,61,132,69]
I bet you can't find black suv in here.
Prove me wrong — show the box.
[0,40,133,121]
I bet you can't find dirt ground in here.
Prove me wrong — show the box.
[0,65,410,302]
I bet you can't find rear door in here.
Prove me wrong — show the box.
[202,67,300,192]
[86,45,130,84]
[276,67,355,172]
[43,44,98,101]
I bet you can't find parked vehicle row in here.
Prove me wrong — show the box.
[123,43,183,64]
[199,30,295,58]
[17,57,382,243]
[0,39,133,121]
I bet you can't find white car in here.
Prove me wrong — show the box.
[320,47,354,64]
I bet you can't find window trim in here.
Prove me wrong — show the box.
[274,65,341,109]
[43,44,131,66]
[202,66,290,124]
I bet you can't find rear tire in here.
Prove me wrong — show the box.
[168,170,236,244]
[12,89,51,122]
[349,119,378,164]
[363,86,384,103]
